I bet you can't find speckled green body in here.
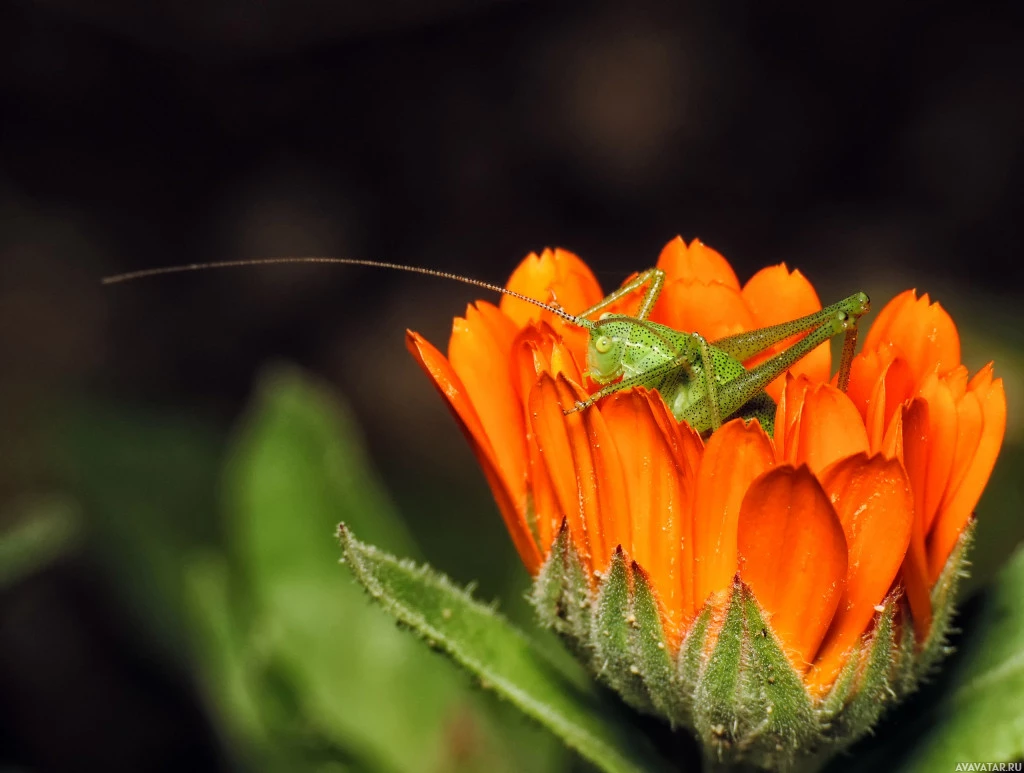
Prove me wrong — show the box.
[572,268,871,438]
[588,317,778,435]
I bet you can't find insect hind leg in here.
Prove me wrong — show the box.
[706,309,855,437]
[712,292,870,363]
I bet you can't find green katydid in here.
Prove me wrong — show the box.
[102,257,870,438]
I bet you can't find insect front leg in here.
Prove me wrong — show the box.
[564,355,694,416]
[576,268,666,321]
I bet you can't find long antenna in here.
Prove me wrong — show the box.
[102,256,591,327]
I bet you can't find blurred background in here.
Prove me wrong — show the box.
[1,1,1022,771]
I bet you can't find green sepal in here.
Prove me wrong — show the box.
[628,561,683,724]
[591,548,653,713]
[693,577,745,758]
[818,639,863,722]
[676,604,712,724]
[894,605,918,697]
[821,594,899,749]
[744,588,820,767]
[527,534,966,771]
[531,519,594,653]
[916,523,974,681]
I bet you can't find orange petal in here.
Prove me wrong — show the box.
[692,419,776,609]
[501,247,602,366]
[407,331,541,571]
[512,325,553,405]
[878,399,906,462]
[864,290,961,381]
[528,373,630,574]
[649,279,755,341]
[738,466,848,669]
[602,389,693,637]
[508,325,571,554]
[741,264,830,401]
[448,303,528,507]
[915,372,959,533]
[775,373,812,461]
[656,236,740,289]
[645,389,705,482]
[862,355,916,453]
[899,399,933,640]
[945,363,970,401]
[510,323,583,404]
[580,388,632,565]
[525,424,560,555]
[779,379,870,476]
[809,454,914,692]
[928,370,1006,582]
[644,390,705,625]
[500,247,604,324]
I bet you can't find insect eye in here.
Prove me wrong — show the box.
[595,335,612,354]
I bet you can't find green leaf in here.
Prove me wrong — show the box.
[0,494,80,587]
[219,365,565,773]
[900,545,1024,770]
[823,545,1024,773]
[64,401,223,653]
[339,522,676,773]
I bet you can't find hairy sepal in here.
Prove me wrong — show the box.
[530,538,952,771]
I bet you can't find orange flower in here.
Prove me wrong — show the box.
[406,236,1005,698]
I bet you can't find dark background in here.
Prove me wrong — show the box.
[1,1,1022,770]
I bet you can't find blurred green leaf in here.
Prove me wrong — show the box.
[0,494,80,587]
[338,522,676,773]
[823,545,1024,773]
[963,441,1024,595]
[64,402,223,652]
[210,364,564,773]
[900,545,1024,770]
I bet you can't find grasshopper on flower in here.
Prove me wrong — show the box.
[102,257,870,438]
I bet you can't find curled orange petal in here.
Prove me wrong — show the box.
[602,389,694,638]
[928,370,1006,582]
[650,279,754,341]
[501,247,603,365]
[692,418,775,609]
[899,399,934,640]
[511,322,583,404]
[777,377,870,476]
[448,302,528,507]
[656,236,740,289]
[915,372,959,534]
[741,264,830,402]
[738,466,848,669]
[809,454,914,692]
[500,247,604,324]
[844,346,892,424]
[864,290,961,381]
[528,373,630,574]
[407,330,541,571]
[775,372,810,459]
[865,355,916,454]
